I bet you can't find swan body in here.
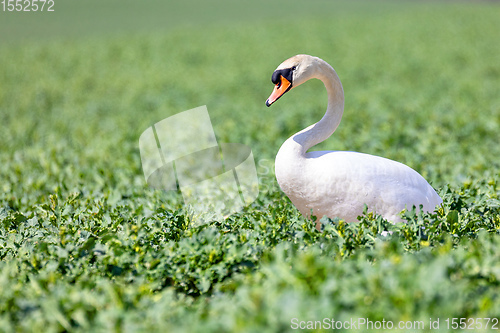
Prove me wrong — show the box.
[266,55,442,228]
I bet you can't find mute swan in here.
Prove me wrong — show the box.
[266,55,442,229]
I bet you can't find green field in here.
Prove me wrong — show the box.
[1,1,500,332]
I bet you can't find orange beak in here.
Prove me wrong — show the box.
[266,76,292,107]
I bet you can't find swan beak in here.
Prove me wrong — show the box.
[266,76,292,107]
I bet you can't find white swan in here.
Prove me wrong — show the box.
[266,55,442,229]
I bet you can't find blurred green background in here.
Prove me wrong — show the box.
[1,1,500,332]
[1,0,420,43]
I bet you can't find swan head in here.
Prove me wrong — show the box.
[266,54,318,107]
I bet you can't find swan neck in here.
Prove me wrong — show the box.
[293,61,344,154]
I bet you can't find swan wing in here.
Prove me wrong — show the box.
[297,151,442,222]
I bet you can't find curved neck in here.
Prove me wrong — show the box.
[291,60,344,155]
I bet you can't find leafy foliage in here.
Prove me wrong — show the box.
[1,1,500,332]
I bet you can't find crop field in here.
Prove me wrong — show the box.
[1,0,500,332]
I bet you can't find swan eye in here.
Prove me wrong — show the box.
[291,66,297,71]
